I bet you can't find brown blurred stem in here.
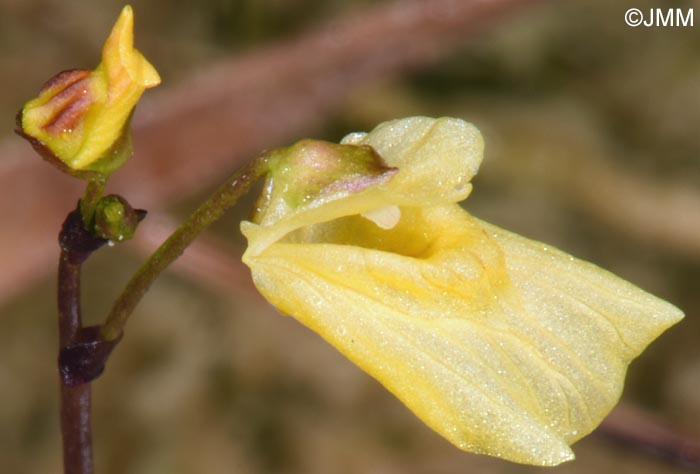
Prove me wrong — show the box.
[100,155,269,341]
[598,404,700,469]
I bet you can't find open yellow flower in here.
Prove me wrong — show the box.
[241,117,683,465]
[18,5,160,177]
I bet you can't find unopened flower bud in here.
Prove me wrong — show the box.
[93,195,146,242]
[17,5,160,177]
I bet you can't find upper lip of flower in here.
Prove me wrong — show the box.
[101,5,160,92]
[243,117,486,258]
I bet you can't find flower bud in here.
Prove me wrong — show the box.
[17,5,160,177]
[93,195,146,242]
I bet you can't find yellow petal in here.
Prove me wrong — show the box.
[341,116,483,205]
[72,5,160,170]
[242,204,683,465]
[102,5,161,90]
[242,115,683,464]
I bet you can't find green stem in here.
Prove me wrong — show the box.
[100,156,269,341]
[79,178,106,227]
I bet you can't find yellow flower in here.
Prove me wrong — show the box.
[241,117,684,465]
[18,5,160,177]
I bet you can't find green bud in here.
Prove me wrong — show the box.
[93,195,146,242]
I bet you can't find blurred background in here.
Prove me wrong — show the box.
[0,0,698,472]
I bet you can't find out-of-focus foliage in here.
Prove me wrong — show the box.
[0,1,697,473]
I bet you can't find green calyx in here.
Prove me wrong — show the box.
[253,140,397,223]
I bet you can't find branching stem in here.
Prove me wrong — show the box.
[55,155,267,474]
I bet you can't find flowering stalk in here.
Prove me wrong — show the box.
[58,278,94,474]
[53,154,268,474]
[50,140,266,474]
[16,6,162,473]
[57,208,108,474]
[100,155,269,341]
[58,252,92,474]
